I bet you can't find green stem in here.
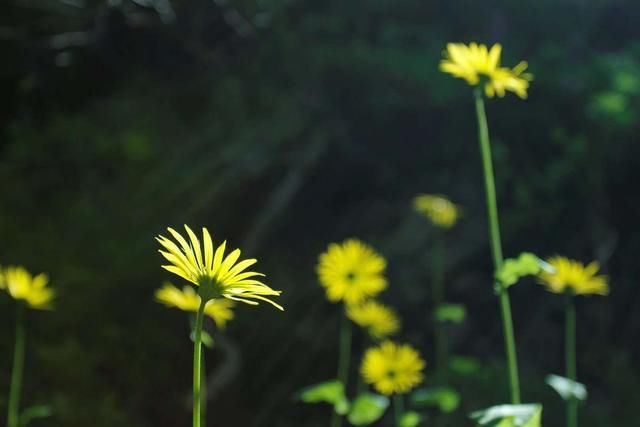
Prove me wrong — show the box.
[394,394,404,427]
[432,232,448,384]
[474,88,521,404]
[332,311,352,427]
[566,295,577,427]
[7,304,25,427]
[193,300,206,427]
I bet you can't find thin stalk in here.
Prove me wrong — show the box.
[7,303,25,427]
[432,232,448,384]
[393,394,404,427]
[193,300,206,427]
[565,295,577,427]
[473,88,521,404]
[332,311,352,427]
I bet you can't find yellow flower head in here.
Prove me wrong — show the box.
[316,239,387,305]
[538,256,609,296]
[1,266,54,310]
[347,300,400,339]
[361,341,425,395]
[440,42,533,99]
[155,282,235,329]
[413,194,460,229]
[157,225,283,310]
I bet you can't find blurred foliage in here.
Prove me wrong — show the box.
[1,0,640,426]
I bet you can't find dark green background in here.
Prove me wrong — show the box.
[1,0,639,426]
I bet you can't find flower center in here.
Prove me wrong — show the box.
[345,271,357,282]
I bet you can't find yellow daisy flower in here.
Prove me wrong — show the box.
[1,266,54,310]
[347,300,400,339]
[155,282,235,329]
[538,256,609,296]
[440,42,533,99]
[413,194,460,229]
[157,225,283,310]
[361,341,425,395]
[316,239,387,305]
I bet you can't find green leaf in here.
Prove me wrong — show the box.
[449,356,481,376]
[495,252,546,288]
[411,386,460,413]
[20,405,53,427]
[347,393,389,425]
[299,380,350,414]
[545,374,587,401]
[435,304,466,323]
[470,404,542,427]
[399,411,422,427]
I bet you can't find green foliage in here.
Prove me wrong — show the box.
[470,404,542,427]
[411,386,460,413]
[449,356,482,376]
[435,303,466,323]
[346,393,389,426]
[545,374,588,401]
[398,411,421,427]
[299,380,350,415]
[495,253,545,288]
[19,405,53,427]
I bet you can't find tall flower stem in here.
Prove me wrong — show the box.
[565,295,577,427]
[431,232,448,384]
[393,394,404,427]
[332,311,352,427]
[192,300,206,427]
[7,304,25,427]
[473,88,521,404]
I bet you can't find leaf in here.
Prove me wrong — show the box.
[299,380,350,415]
[469,404,542,427]
[399,411,422,427]
[545,374,587,401]
[347,393,389,425]
[449,356,481,376]
[435,304,466,323]
[495,253,546,288]
[189,330,215,349]
[20,405,53,427]
[411,386,460,413]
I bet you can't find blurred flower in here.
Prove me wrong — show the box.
[1,266,54,310]
[155,282,235,329]
[317,239,387,305]
[347,300,400,339]
[361,341,425,395]
[413,194,460,229]
[440,42,533,99]
[157,225,282,310]
[538,256,609,296]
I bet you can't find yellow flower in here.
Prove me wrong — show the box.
[157,225,283,310]
[155,282,235,329]
[440,42,533,99]
[317,239,387,305]
[413,194,460,229]
[1,266,54,310]
[347,300,400,339]
[538,256,609,296]
[361,341,425,395]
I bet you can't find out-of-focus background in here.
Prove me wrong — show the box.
[1,1,639,426]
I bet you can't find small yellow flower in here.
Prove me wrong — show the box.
[538,256,609,296]
[155,282,235,329]
[347,300,400,339]
[413,194,460,229]
[361,341,425,395]
[317,239,387,305]
[1,266,54,310]
[157,225,283,310]
[440,42,533,99]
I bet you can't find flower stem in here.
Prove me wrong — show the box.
[393,394,404,427]
[473,88,521,404]
[566,295,577,427]
[432,232,448,384]
[7,303,25,427]
[332,311,352,427]
[193,299,207,427]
